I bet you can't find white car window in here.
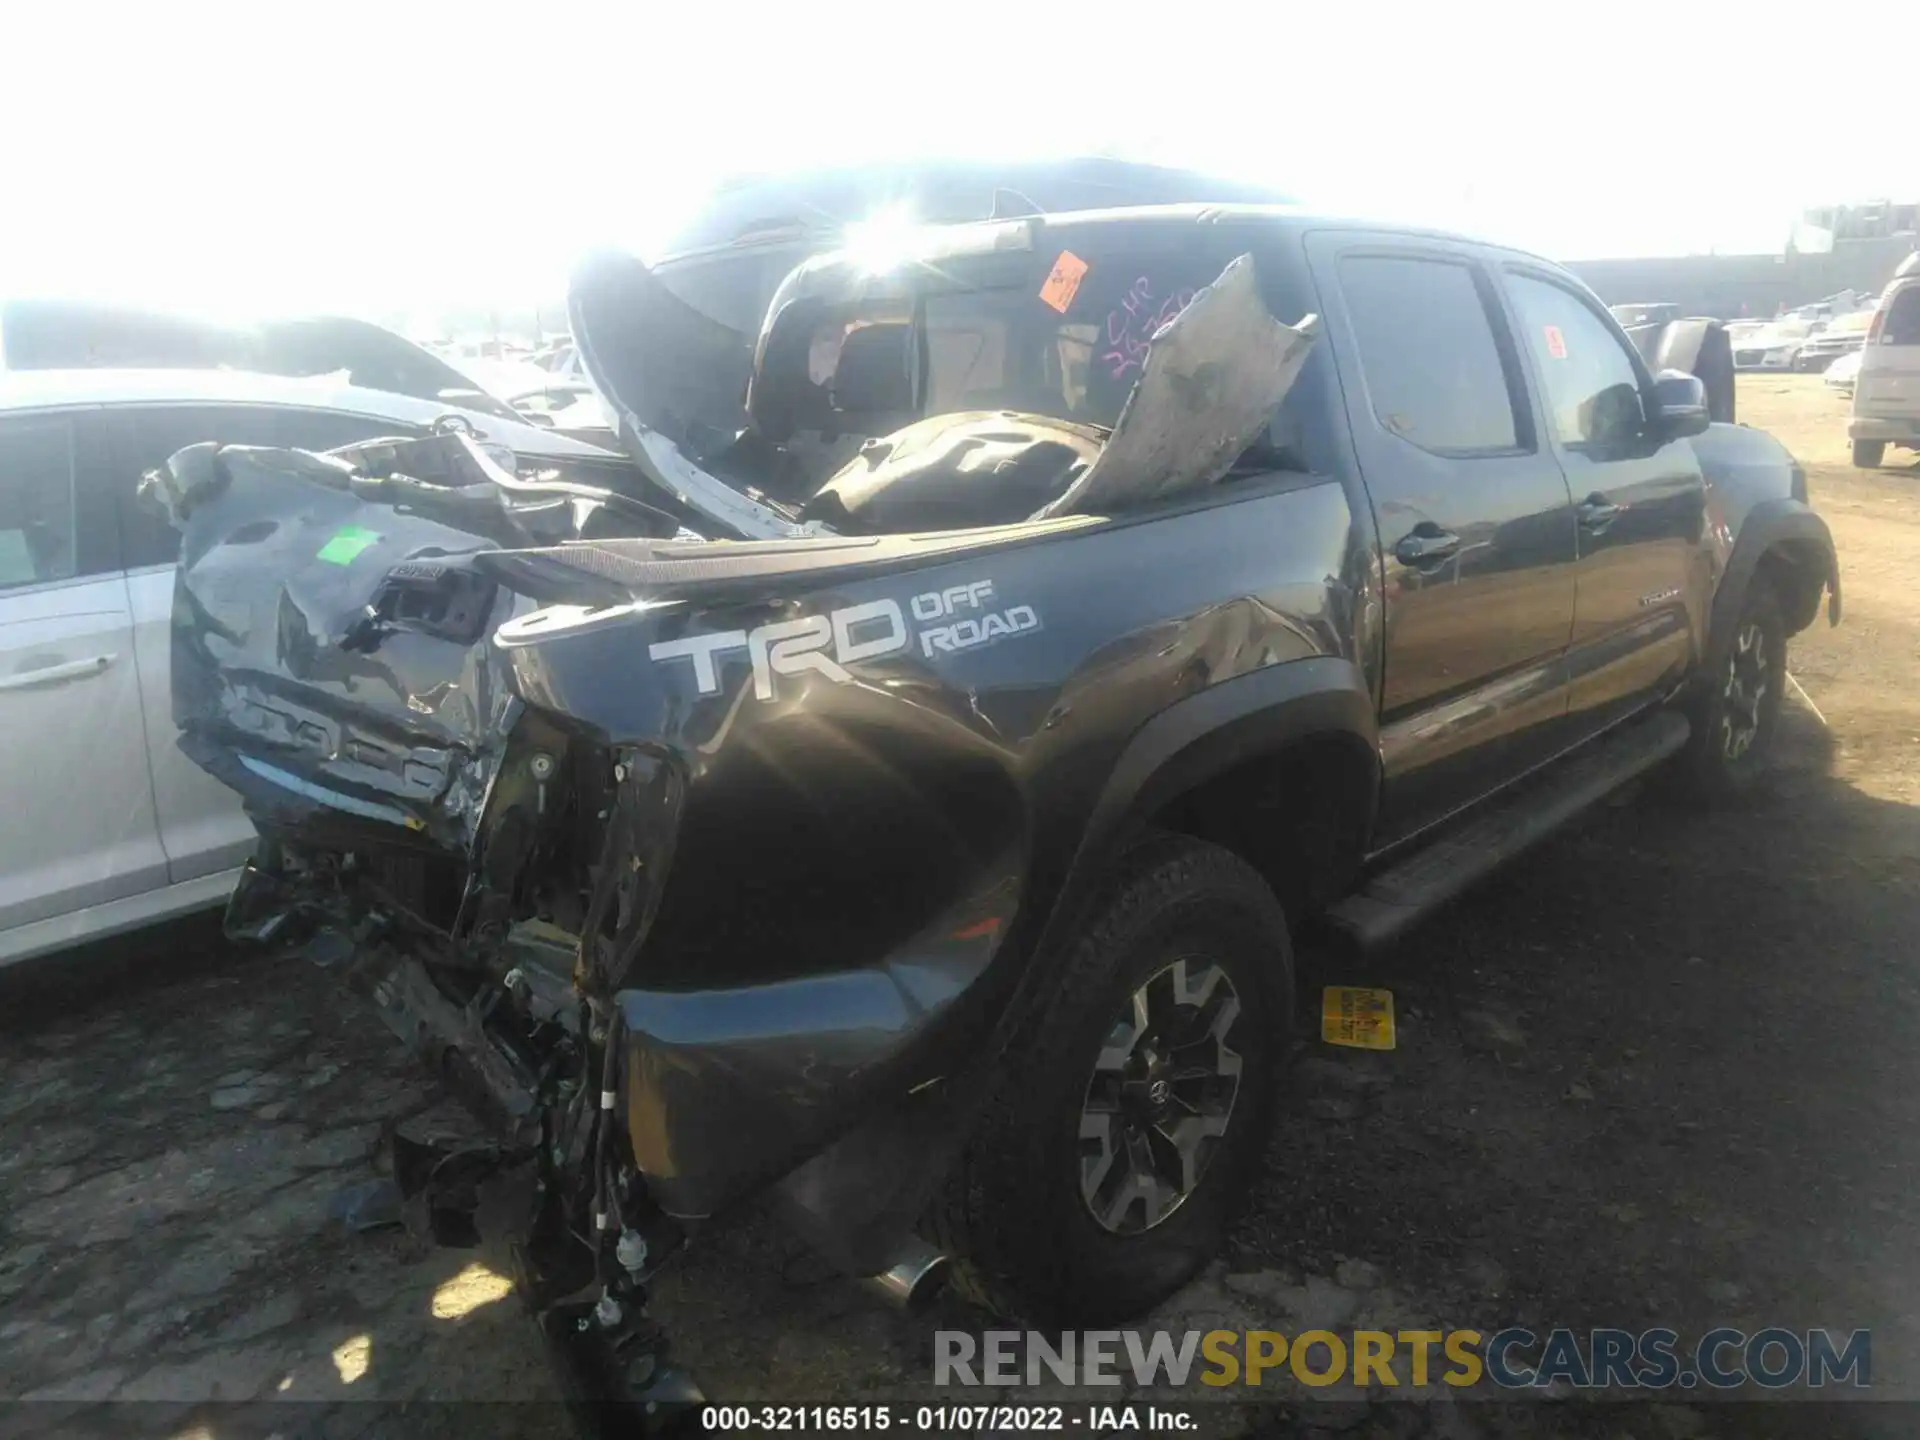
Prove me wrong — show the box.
[0,417,77,591]
[1882,286,1920,346]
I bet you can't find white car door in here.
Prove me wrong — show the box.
[0,409,168,937]
[108,402,429,882]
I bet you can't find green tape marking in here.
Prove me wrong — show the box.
[316,525,381,565]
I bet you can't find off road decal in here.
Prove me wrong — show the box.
[648,579,1042,701]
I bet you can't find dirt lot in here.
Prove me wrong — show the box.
[3,374,1918,1438]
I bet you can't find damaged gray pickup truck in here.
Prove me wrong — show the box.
[155,205,1839,1420]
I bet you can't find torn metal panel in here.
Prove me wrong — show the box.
[1035,254,1318,519]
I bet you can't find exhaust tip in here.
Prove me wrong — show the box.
[863,1238,949,1310]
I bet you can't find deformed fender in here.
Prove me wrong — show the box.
[1711,498,1842,653]
[765,655,1380,1276]
[1032,655,1379,963]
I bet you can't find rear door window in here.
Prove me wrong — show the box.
[1337,255,1523,454]
[0,417,79,591]
[114,405,425,569]
[1881,285,1920,346]
[275,408,422,453]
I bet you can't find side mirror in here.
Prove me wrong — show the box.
[1650,370,1710,439]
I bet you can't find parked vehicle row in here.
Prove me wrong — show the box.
[1795,309,1874,372]
[1728,312,1876,374]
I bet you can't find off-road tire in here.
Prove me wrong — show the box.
[1852,440,1885,469]
[1678,582,1787,802]
[931,834,1292,1322]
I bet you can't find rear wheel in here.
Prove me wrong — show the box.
[934,836,1291,1321]
[1853,439,1886,468]
[1679,583,1787,801]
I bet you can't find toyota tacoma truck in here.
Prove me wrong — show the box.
[153,204,1840,1419]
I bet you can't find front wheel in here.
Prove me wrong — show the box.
[1678,583,1787,801]
[933,836,1291,1321]
[1853,439,1886,468]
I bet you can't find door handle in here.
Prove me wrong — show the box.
[1394,528,1461,566]
[1577,496,1622,531]
[0,653,117,692]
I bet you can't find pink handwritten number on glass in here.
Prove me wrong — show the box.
[1101,277,1196,381]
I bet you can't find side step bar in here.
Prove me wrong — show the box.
[1325,710,1690,954]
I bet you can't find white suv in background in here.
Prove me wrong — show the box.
[0,369,629,965]
[1851,254,1920,468]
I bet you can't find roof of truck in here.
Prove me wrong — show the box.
[737,202,1572,302]
[655,200,1554,276]
[657,158,1296,256]
[999,201,1547,254]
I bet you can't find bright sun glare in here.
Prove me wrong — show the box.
[842,204,931,274]
[0,7,1906,324]
[331,1334,371,1386]
[432,1261,516,1320]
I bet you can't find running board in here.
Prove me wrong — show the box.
[1325,710,1690,954]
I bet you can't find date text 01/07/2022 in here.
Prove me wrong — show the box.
[697,1403,1198,1431]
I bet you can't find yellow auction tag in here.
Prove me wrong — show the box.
[1321,986,1397,1050]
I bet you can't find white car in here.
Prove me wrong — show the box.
[1795,310,1874,373]
[1851,256,1920,467]
[1824,348,1863,395]
[0,368,633,966]
[1731,318,1815,371]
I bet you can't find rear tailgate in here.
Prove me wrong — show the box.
[163,440,526,853]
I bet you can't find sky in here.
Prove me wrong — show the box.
[2,1,1912,324]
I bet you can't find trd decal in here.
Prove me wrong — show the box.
[649,579,1041,700]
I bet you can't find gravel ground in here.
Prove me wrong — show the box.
[2,376,1916,1439]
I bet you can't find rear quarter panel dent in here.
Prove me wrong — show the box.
[590,482,1360,1214]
